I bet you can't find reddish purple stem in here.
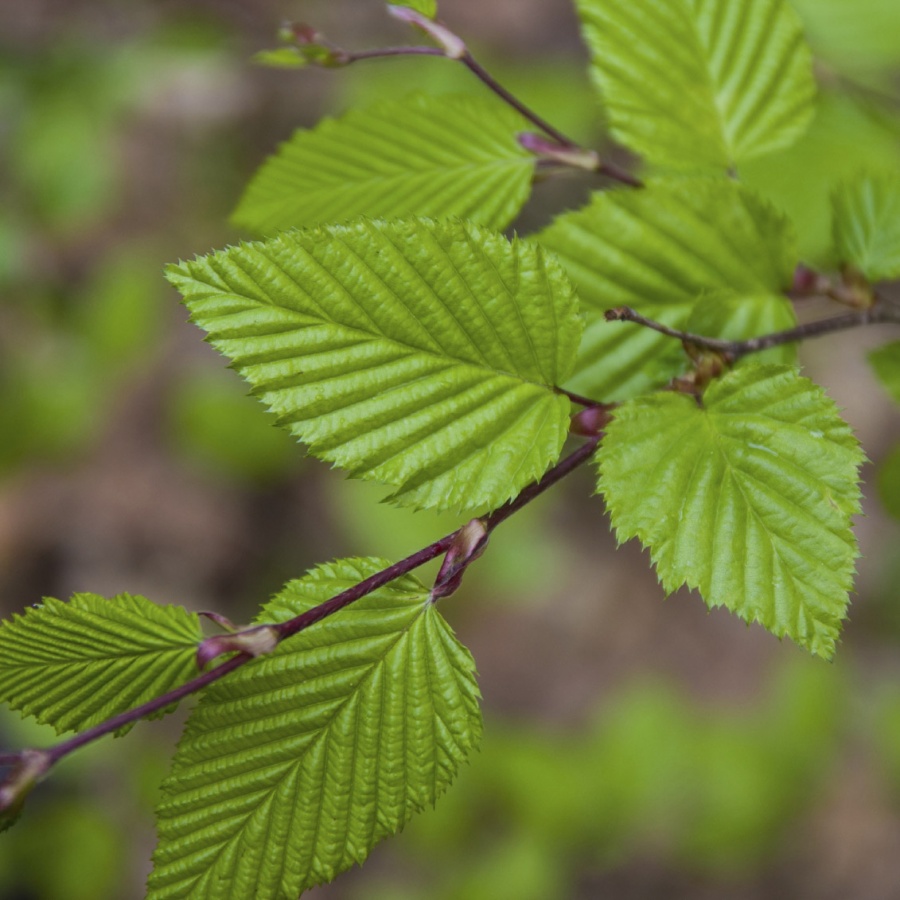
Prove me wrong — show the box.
[1,436,602,778]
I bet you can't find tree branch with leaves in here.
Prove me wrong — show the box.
[2,0,900,897]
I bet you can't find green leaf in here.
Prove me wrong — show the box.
[877,443,900,520]
[232,94,534,235]
[537,178,796,400]
[0,594,202,735]
[597,365,863,658]
[394,0,438,18]
[790,0,900,78]
[869,341,900,405]
[686,291,798,367]
[741,91,900,267]
[168,218,580,513]
[832,173,900,281]
[575,0,816,170]
[148,558,482,899]
[252,48,311,69]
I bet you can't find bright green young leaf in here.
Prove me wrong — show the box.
[168,218,581,513]
[575,0,816,170]
[148,558,482,900]
[832,173,900,281]
[252,48,311,69]
[0,594,202,735]
[597,365,863,658]
[686,291,798,367]
[232,94,534,235]
[869,340,900,405]
[537,178,796,400]
[394,0,438,18]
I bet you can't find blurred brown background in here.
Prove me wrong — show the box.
[1,1,900,898]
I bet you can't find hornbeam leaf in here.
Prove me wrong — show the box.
[597,365,863,658]
[168,218,581,513]
[832,173,900,282]
[869,341,900,405]
[575,0,816,170]
[686,290,798,367]
[148,558,482,900]
[537,179,796,400]
[232,94,534,235]
[0,594,202,734]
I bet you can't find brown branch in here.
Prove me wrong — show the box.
[0,435,602,804]
[605,303,900,360]
[289,19,642,188]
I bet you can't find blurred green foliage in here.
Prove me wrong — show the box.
[1,1,900,898]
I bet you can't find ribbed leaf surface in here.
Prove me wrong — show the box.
[686,291,798,367]
[232,94,534,235]
[832,173,900,281]
[0,594,201,734]
[575,0,816,169]
[168,218,581,513]
[869,341,900,405]
[537,179,796,400]
[597,365,863,658]
[148,558,482,900]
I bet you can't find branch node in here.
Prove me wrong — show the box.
[196,625,280,670]
[387,6,467,58]
[604,306,633,322]
[518,133,601,171]
[431,518,489,602]
[570,405,612,437]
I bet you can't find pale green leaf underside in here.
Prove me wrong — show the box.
[832,173,900,281]
[149,558,482,900]
[232,94,534,235]
[168,218,580,513]
[0,593,201,734]
[537,178,796,400]
[576,0,816,169]
[597,365,863,658]
[869,340,900,405]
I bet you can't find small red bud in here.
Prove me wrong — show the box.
[571,406,610,437]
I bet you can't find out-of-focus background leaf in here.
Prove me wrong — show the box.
[0,1,898,898]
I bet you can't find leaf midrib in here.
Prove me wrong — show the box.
[205,289,558,394]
